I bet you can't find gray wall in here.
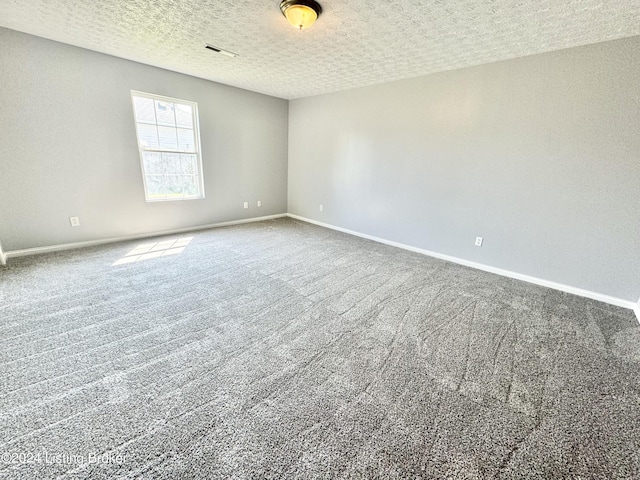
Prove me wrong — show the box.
[288,37,640,302]
[0,27,288,251]
[2,26,639,302]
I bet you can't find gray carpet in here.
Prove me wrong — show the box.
[1,218,640,479]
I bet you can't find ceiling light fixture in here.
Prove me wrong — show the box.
[279,0,322,30]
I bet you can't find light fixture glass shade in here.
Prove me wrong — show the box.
[280,0,322,30]
[284,4,318,29]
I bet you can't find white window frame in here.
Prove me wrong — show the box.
[131,90,205,202]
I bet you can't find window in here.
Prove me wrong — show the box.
[131,91,205,201]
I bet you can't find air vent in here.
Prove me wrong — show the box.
[205,44,238,58]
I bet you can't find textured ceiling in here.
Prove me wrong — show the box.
[1,0,639,99]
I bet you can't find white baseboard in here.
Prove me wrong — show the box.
[5,214,287,260]
[5,212,639,323]
[287,213,638,314]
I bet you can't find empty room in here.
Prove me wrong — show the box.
[1,1,640,478]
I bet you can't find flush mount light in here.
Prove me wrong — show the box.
[279,0,322,30]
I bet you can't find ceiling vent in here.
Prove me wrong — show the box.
[205,44,238,58]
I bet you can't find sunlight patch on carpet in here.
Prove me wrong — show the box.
[112,236,193,265]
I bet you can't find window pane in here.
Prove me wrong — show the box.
[180,175,198,195]
[181,154,197,174]
[157,126,178,149]
[142,152,164,174]
[145,175,165,198]
[155,101,176,126]
[175,104,193,128]
[177,128,195,151]
[165,175,188,196]
[162,153,182,174]
[133,97,156,123]
[137,123,159,148]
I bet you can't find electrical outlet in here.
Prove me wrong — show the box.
[69,216,80,227]
[257,200,262,207]
[475,237,483,247]
[319,204,324,212]
[243,202,249,209]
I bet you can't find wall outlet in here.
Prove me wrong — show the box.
[69,216,80,227]
[257,200,262,207]
[475,236,483,247]
[243,202,249,209]
[319,204,324,212]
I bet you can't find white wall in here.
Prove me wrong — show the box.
[0,27,288,251]
[288,36,640,302]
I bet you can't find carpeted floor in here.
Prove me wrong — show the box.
[1,218,640,479]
